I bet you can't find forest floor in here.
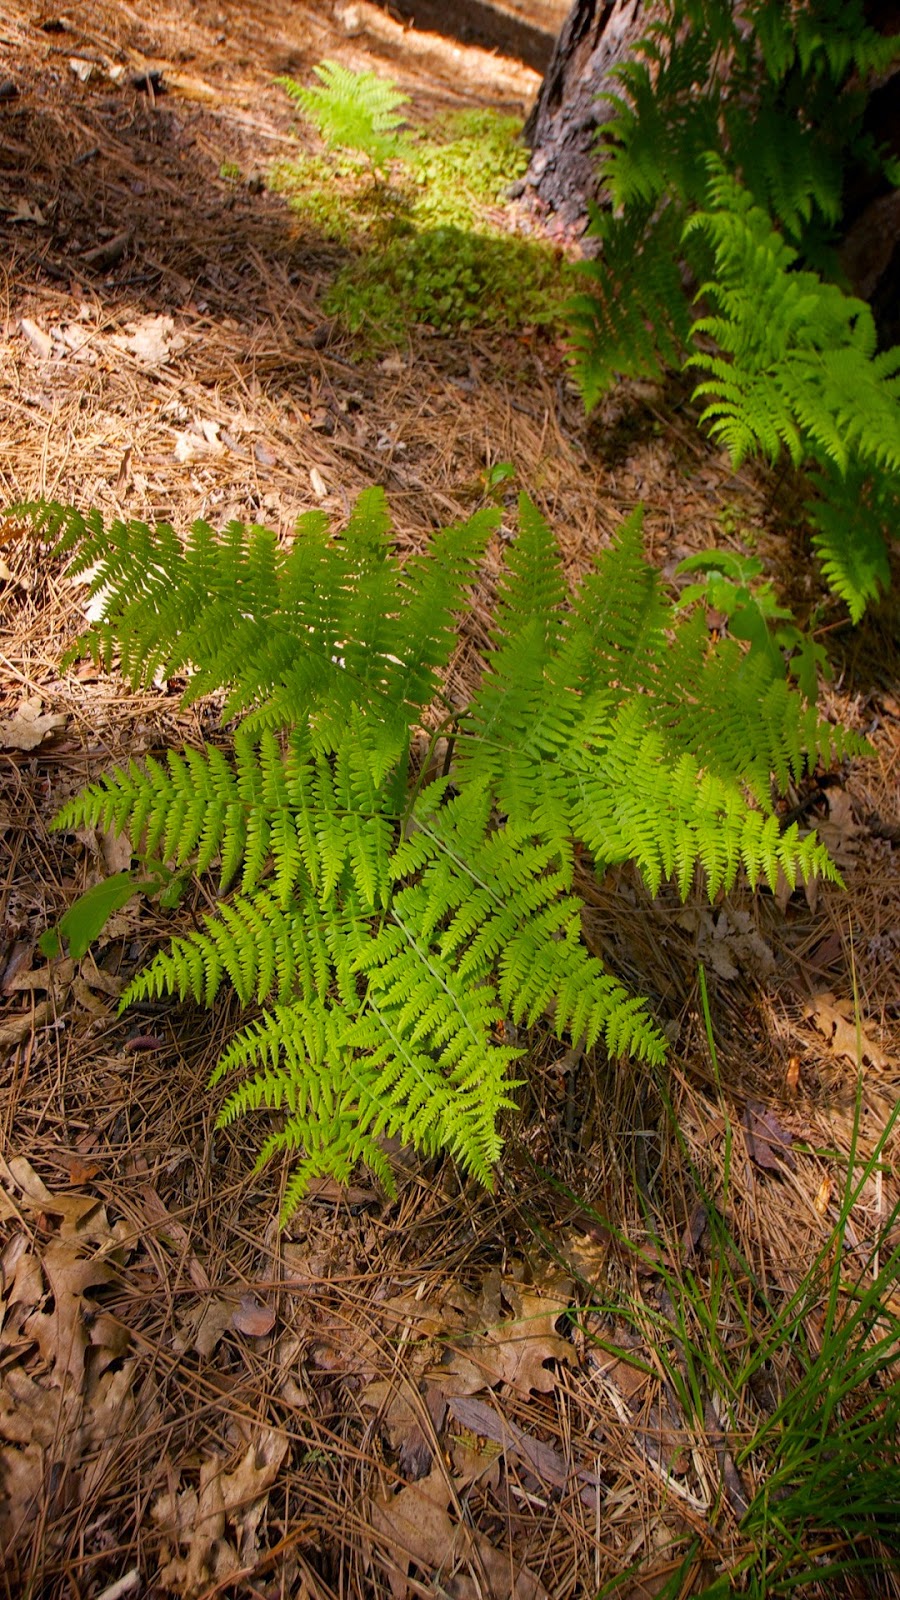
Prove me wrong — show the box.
[1,2,899,1598]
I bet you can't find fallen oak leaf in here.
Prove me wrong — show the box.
[173,1298,234,1359]
[816,787,865,870]
[480,1280,576,1396]
[0,1153,114,1243]
[0,999,53,1051]
[447,1393,574,1492]
[22,1238,114,1384]
[361,1378,445,1481]
[109,313,183,367]
[805,992,890,1071]
[136,1186,210,1292]
[370,1466,548,1600]
[19,318,53,359]
[0,696,66,750]
[151,1430,287,1596]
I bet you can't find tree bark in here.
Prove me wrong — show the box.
[523,0,647,224]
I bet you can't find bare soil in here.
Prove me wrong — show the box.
[1,3,899,1598]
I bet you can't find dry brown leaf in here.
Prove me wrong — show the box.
[303,1175,380,1206]
[0,1438,45,1549]
[165,70,218,100]
[0,1154,108,1240]
[231,1294,275,1338]
[8,1248,46,1313]
[370,1466,548,1600]
[817,788,865,870]
[137,1186,211,1291]
[361,1376,443,1479]
[100,825,133,875]
[676,906,775,982]
[23,1238,114,1383]
[79,954,124,1000]
[437,1270,575,1398]
[0,1153,116,1244]
[479,1280,575,1396]
[6,956,74,996]
[559,1228,610,1289]
[0,1000,53,1050]
[435,1347,489,1399]
[0,1367,64,1447]
[152,1430,287,1597]
[20,317,53,358]
[154,1454,229,1597]
[0,696,66,750]
[110,313,184,366]
[173,1297,234,1358]
[173,417,223,463]
[1,941,35,993]
[742,1100,796,1173]
[78,1363,140,1502]
[805,992,890,1071]
[72,975,112,1016]
[448,1394,571,1490]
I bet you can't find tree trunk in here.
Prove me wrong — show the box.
[522,0,647,225]
[526,0,898,335]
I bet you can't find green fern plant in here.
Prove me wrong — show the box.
[277,60,410,176]
[275,64,565,346]
[568,0,900,622]
[21,489,863,1219]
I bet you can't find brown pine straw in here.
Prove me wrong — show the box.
[2,1,900,1596]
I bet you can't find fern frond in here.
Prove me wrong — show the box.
[277,60,410,172]
[806,462,894,623]
[686,165,900,473]
[568,203,691,406]
[568,507,669,694]
[600,22,723,211]
[28,486,864,1218]
[748,0,900,82]
[25,490,496,756]
[51,715,398,908]
[121,884,358,1009]
[728,100,844,239]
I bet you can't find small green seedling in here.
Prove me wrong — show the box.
[482,461,517,499]
[676,548,829,699]
[40,872,156,961]
[40,859,190,960]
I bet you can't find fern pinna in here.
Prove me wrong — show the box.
[26,490,861,1218]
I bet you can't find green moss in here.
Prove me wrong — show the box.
[324,225,568,347]
[268,152,408,244]
[273,90,562,344]
[406,109,529,227]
